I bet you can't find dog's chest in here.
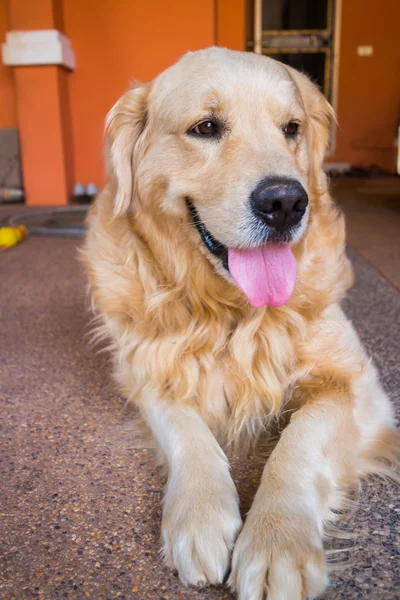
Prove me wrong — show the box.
[198,326,296,430]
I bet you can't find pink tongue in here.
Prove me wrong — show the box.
[228,245,297,308]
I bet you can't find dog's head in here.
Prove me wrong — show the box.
[106,48,334,308]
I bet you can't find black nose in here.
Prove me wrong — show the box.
[251,177,308,233]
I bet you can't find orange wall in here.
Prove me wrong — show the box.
[217,0,246,51]
[0,0,17,128]
[332,0,400,170]
[63,0,215,186]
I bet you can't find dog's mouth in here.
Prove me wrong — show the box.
[185,199,229,270]
[185,198,297,308]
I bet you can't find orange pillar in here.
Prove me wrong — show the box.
[5,0,74,206]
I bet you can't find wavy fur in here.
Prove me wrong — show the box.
[81,48,399,598]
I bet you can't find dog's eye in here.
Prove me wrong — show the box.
[283,121,300,138]
[190,120,219,137]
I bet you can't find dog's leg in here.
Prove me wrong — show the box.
[140,395,242,586]
[229,363,398,600]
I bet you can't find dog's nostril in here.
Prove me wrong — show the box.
[271,200,282,213]
[294,199,307,212]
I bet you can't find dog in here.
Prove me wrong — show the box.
[82,47,399,599]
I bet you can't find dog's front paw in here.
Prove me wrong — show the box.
[229,506,328,600]
[161,478,242,586]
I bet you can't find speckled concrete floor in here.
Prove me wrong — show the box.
[1,221,399,599]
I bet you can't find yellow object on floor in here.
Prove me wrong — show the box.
[0,225,27,250]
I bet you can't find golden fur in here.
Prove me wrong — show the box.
[82,48,399,599]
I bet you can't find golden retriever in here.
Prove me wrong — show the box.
[82,47,399,599]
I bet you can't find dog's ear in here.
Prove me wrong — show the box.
[105,82,150,217]
[285,66,335,192]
